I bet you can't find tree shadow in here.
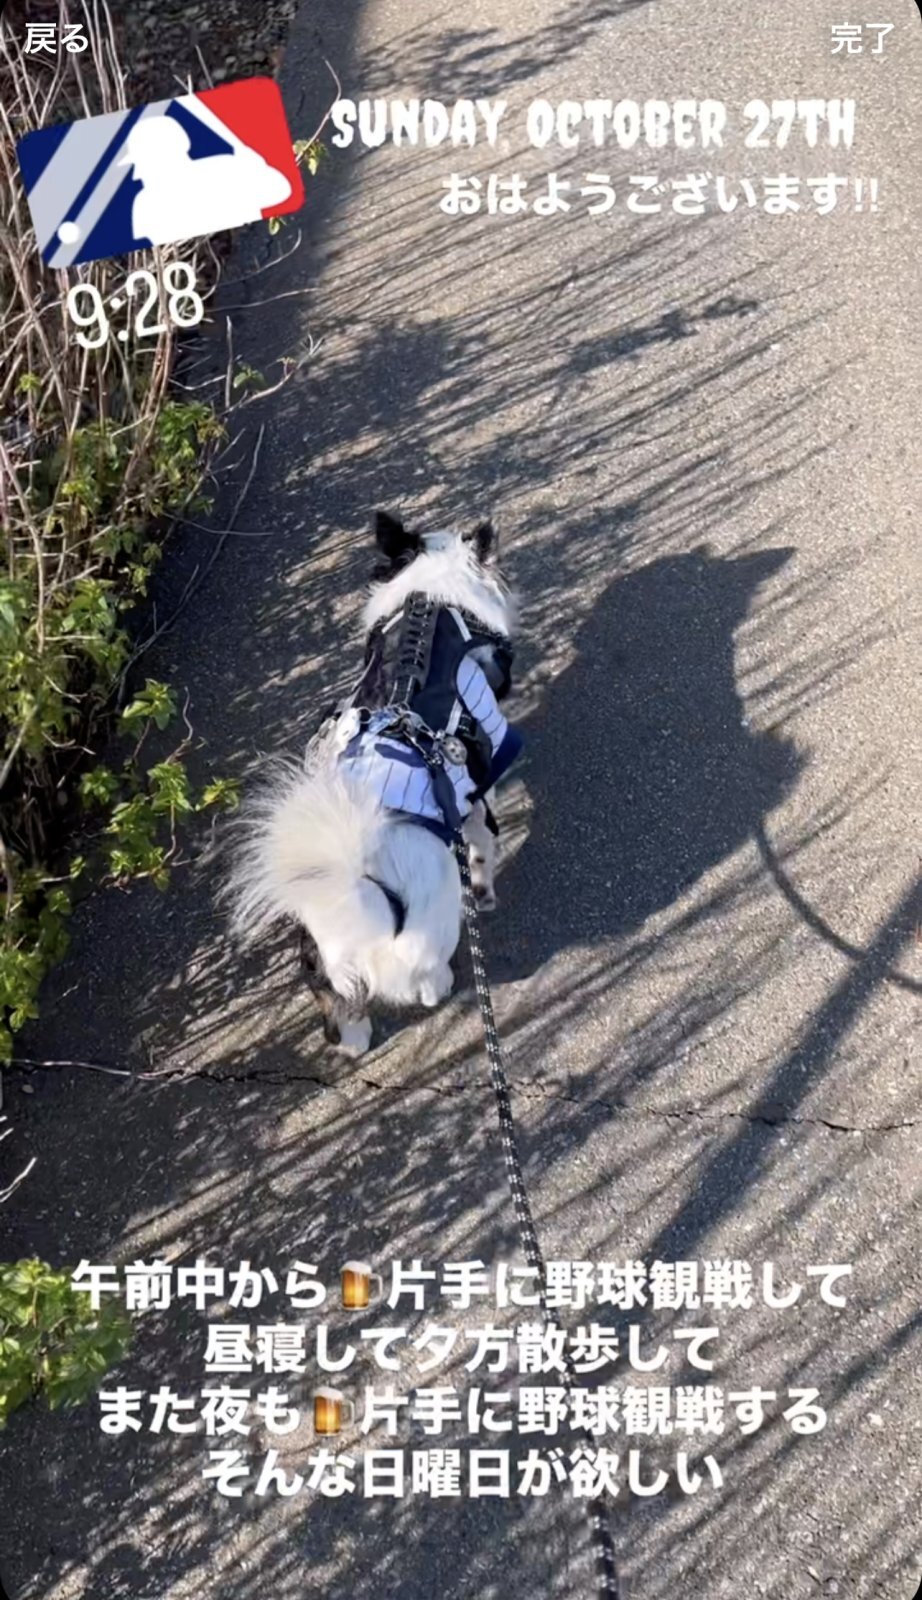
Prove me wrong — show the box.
[2,0,918,1595]
[356,0,657,101]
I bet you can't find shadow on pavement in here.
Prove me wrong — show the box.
[2,0,920,1597]
[496,544,802,972]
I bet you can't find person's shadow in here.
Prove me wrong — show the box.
[493,544,804,973]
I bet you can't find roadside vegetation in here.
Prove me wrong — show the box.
[0,0,327,1430]
[0,1258,132,1426]
[1,5,245,1068]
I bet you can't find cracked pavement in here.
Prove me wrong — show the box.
[17,1060,919,1133]
[1,1,921,1597]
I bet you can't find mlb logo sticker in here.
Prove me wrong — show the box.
[17,77,305,268]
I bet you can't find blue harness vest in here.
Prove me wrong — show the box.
[323,594,523,844]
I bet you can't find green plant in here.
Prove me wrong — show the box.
[0,383,235,1065]
[268,137,326,232]
[231,361,266,392]
[0,15,237,1062]
[0,1258,132,1427]
[0,4,310,1072]
[0,679,239,1063]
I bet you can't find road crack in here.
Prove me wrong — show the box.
[10,1057,916,1134]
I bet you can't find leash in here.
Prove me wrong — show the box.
[451,833,621,1597]
[323,591,621,1592]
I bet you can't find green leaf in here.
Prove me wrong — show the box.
[232,363,265,392]
[198,777,241,812]
[293,137,325,176]
[147,761,193,816]
[79,766,120,807]
[0,1260,133,1427]
[120,679,176,732]
[0,582,27,639]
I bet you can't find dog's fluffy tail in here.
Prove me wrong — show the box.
[225,759,397,982]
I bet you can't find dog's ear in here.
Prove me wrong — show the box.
[463,520,497,564]
[374,510,420,564]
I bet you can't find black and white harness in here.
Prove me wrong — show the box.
[320,592,523,844]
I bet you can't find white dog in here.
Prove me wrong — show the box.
[227,511,520,1055]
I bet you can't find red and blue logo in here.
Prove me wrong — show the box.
[16,76,305,268]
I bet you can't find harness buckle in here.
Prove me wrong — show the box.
[438,734,468,768]
[375,708,467,779]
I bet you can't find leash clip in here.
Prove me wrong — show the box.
[437,733,468,768]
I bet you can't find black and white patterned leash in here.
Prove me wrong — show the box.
[452,834,621,1598]
[345,604,621,1594]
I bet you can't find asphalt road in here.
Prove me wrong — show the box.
[1,2,921,1598]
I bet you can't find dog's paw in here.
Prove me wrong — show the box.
[336,1017,373,1057]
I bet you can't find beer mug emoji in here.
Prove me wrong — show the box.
[312,1387,355,1436]
[340,1259,383,1310]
